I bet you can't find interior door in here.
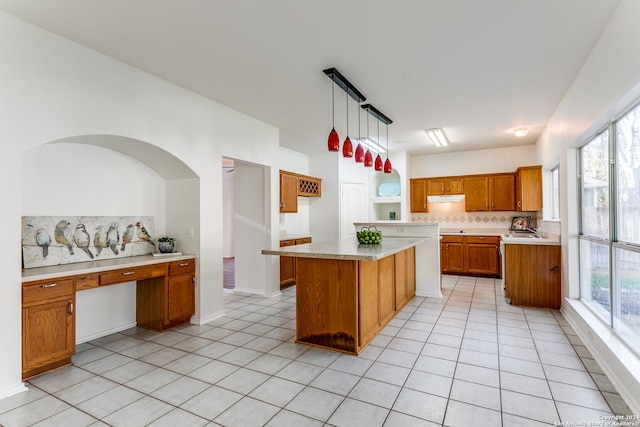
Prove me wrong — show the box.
[341,182,368,240]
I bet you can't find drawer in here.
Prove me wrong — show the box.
[75,273,99,291]
[295,237,312,245]
[100,264,166,286]
[169,259,195,276]
[466,236,500,245]
[440,235,465,243]
[23,278,75,304]
[280,239,296,247]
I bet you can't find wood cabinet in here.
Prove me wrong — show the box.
[280,172,298,213]
[279,237,311,289]
[464,174,515,212]
[410,179,428,212]
[22,277,76,379]
[441,235,501,277]
[22,256,196,379]
[428,177,464,195]
[516,166,543,211]
[505,244,561,308]
[296,247,416,355]
[279,170,322,213]
[440,235,465,274]
[466,236,501,276]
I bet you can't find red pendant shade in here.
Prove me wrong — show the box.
[364,150,373,167]
[374,154,383,171]
[355,143,365,162]
[328,128,340,151]
[384,157,392,173]
[342,137,353,158]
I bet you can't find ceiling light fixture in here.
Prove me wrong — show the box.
[361,104,393,173]
[323,68,366,154]
[514,128,529,137]
[364,111,373,167]
[355,99,365,162]
[374,119,383,171]
[425,128,449,147]
[384,122,392,174]
[342,89,353,158]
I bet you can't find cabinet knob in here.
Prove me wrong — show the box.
[517,201,521,208]
[491,202,495,208]
[551,266,559,272]
[485,203,488,209]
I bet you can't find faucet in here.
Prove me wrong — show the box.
[526,227,543,237]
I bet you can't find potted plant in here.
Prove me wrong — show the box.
[157,237,176,253]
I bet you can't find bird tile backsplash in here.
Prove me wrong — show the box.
[22,216,156,268]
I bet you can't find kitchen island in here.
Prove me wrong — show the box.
[262,237,425,354]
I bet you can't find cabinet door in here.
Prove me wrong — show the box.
[167,274,195,322]
[446,178,464,194]
[428,179,445,195]
[516,166,542,211]
[464,176,490,211]
[280,173,298,213]
[410,179,428,212]
[441,241,465,273]
[505,244,561,308]
[23,298,74,375]
[466,242,500,276]
[490,174,515,211]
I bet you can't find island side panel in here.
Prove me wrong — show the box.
[295,258,358,353]
[358,260,380,347]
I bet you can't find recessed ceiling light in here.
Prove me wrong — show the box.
[514,128,528,137]
[425,128,449,147]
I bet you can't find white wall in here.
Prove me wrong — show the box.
[535,0,640,414]
[411,145,536,178]
[0,11,280,398]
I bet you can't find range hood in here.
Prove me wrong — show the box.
[427,194,465,203]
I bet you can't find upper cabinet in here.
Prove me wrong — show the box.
[409,179,428,212]
[279,170,322,213]
[428,177,464,195]
[515,166,542,211]
[412,165,542,213]
[465,173,516,212]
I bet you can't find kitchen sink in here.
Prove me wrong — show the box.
[503,233,540,239]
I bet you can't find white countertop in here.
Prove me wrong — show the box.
[22,253,196,282]
[262,237,429,261]
[439,227,507,236]
[501,234,560,246]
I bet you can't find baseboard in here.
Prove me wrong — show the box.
[562,298,640,415]
[195,310,226,326]
[0,382,28,400]
[76,321,137,345]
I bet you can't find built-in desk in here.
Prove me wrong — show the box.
[21,254,196,379]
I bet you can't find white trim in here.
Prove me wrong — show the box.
[562,298,640,415]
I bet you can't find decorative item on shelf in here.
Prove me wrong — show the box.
[357,226,382,244]
[323,68,366,154]
[157,236,176,253]
[374,119,383,171]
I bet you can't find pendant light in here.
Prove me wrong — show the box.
[374,119,383,171]
[364,112,373,167]
[342,89,353,157]
[355,102,365,162]
[384,122,393,173]
[327,79,340,152]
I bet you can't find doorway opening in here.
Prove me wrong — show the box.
[222,158,235,289]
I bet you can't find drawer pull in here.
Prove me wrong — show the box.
[68,302,74,315]
[179,263,189,267]
[40,283,58,288]
[122,271,135,276]
[551,266,559,272]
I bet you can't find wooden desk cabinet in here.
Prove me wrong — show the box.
[22,277,76,380]
[22,256,195,379]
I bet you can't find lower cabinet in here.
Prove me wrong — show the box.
[441,235,501,277]
[280,237,311,289]
[505,244,561,309]
[22,277,75,380]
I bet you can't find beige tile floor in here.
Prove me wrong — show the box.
[0,275,637,426]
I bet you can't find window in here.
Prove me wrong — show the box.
[579,102,640,352]
[551,166,560,219]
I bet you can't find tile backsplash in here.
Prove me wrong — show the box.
[409,201,538,229]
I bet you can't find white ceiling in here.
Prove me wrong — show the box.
[0,0,621,156]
